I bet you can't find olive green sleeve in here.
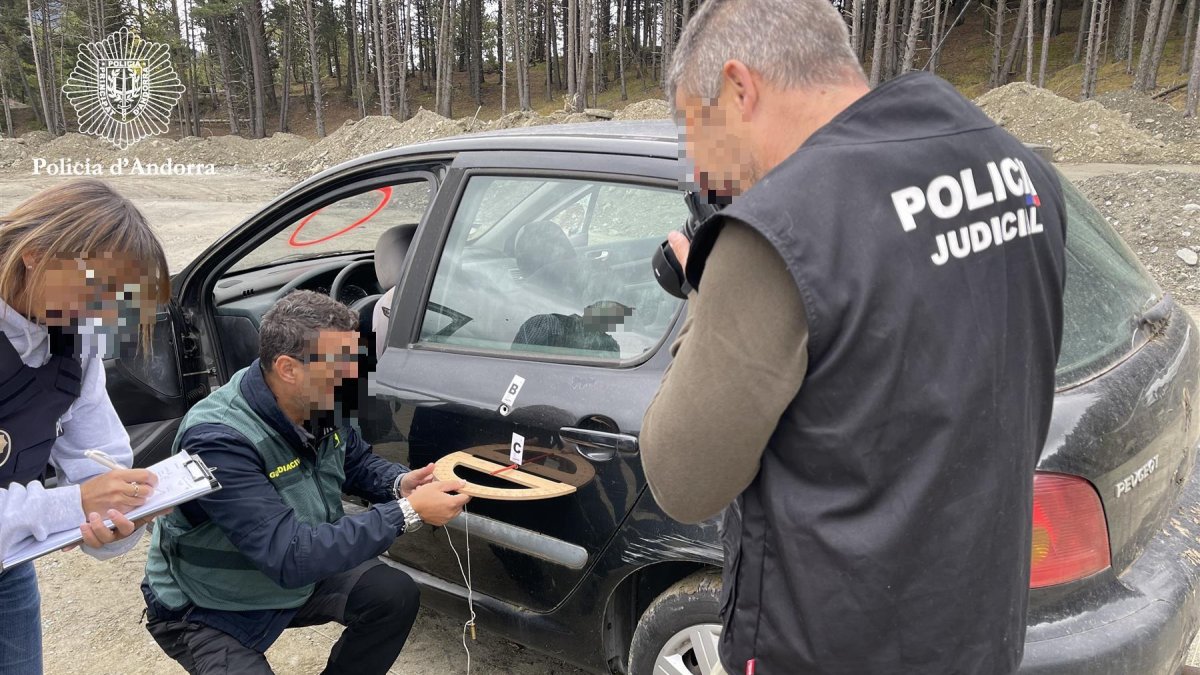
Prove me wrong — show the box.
[640,221,809,524]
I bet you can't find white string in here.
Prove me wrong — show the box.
[446,505,476,674]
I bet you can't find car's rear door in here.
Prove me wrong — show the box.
[367,149,694,611]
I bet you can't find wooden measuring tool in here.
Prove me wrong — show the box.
[433,449,581,501]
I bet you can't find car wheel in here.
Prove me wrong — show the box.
[628,570,724,675]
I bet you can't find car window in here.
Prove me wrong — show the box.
[1057,173,1161,388]
[419,175,690,363]
[228,180,434,274]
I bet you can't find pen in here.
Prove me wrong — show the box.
[84,449,125,472]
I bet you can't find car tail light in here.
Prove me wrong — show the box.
[1030,472,1111,588]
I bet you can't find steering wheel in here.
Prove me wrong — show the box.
[330,260,380,305]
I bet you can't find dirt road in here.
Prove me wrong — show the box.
[6,163,1200,673]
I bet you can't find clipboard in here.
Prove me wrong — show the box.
[1,450,222,572]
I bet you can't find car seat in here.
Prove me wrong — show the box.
[366,223,418,356]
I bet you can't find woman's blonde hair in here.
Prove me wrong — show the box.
[0,178,170,349]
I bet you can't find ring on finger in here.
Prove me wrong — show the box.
[132,482,140,499]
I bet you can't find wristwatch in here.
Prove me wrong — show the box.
[398,497,423,533]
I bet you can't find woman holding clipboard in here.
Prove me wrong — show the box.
[0,179,171,674]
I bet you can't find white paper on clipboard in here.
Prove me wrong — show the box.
[1,451,221,571]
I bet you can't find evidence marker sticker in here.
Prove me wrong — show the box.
[499,375,525,416]
[510,432,525,466]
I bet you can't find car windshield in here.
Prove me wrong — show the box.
[1056,172,1161,388]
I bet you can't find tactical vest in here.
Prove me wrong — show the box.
[0,330,82,489]
[145,366,347,611]
[686,73,1067,675]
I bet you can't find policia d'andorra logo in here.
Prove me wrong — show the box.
[62,27,185,150]
[0,429,11,469]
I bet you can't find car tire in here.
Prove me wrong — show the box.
[628,570,725,675]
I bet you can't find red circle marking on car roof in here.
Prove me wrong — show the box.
[288,186,393,247]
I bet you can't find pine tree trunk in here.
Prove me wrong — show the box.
[1113,0,1135,60]
[436,0,454,116]
[1000,0,1030,83]
[929,0,943,71]
[1039,0,1055,85]
[470,0,481,105]
[852,0,865,55]
[1186,0,1200,115]
[662,0,676,89]
[27,0,54,134]
[901,0,925,71]
[245,0,269,137]
[567,0,578,109]
[398,0,410,119]
[280,2,293,131]
[885,0,900,78]
[1026,0,1035,81]
[1082,0,1109,98]
[211,17,241,133]
[0,60,12,138]
[1135,0,1168,89]
[521,0,532,109]
[618,0,627,99]
[502,0,510,113]
[305,0,325,135]
[355,0,368,115]
[992,0,1007,86]
[1183,0,1198,73]
[578,0,591,109]
[1074,0,1091,62]
[1146,0,1181,89]
[547,0,555,100]
[870,0,890,85]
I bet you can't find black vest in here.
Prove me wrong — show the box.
[0,328,83,488]
[687,73,1067,675]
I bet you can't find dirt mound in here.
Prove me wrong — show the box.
[1078,170,1200,305]
[119,137,180,164]
[0,139,31,168]
[284,110,470,175]
[1096,90,1200,146]
[974,83,1169,163]
[40,132,113,162]
[258,132,311,157]
[480,109,555,131]
[19,130,53,147]
[0,130,58,168]
[615,99,671,120]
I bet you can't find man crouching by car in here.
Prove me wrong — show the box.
[141,290,470,675]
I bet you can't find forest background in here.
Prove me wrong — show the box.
[3,0,1200,142]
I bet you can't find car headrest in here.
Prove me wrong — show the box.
[514,220,576,277]
[375,223,418,289]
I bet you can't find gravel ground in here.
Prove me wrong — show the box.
[35,538,583,675]
[1073,170,1200,306]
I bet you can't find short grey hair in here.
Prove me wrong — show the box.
[259,290,358,368]
[667,0,865,107]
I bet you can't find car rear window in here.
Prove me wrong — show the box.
[1056,173,1161,388]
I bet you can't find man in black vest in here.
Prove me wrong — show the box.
[640,0,1067,674]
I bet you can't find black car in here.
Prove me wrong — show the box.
[109,121,1200,675]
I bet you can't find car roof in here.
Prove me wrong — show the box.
[348,120,682,166]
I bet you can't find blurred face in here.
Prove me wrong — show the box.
[275,330,362,415]
[675,80,761,200]
[23,250,153,355]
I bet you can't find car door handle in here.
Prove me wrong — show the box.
[560,427,639,462]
